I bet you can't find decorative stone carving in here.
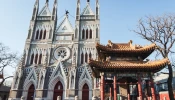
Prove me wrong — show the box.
[107,40,114,48]
[106,56,111,62]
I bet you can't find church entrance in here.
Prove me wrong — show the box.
[82,83,89,100]
[27,84,35,100]
[53,81,63,100]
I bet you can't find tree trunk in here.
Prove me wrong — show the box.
[167,64,174,100]
[0,79,5,88]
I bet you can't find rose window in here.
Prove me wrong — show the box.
[58,49,67,58]
[54,47,70,61]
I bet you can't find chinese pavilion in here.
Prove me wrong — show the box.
[89,40,170,100]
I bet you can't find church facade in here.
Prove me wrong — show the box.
[9,0,100,100]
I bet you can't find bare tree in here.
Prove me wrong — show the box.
[134,14,175,100]
[0,43,17,88]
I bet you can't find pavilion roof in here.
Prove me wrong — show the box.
[96,40,156,54]
[89,58,170,73]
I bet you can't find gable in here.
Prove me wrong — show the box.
[56,16,74,33]
[49,61,67,81]
[79,66,92,81]
[81,4,94,15]
[39,5,51,16]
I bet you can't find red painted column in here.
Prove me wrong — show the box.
[101,74,104,100]
[147,96,150,100]
[128,93,130,100]
[110,87,112,99]
[150,76,156,100]
[138,75,143,100]
[113,76,117,100]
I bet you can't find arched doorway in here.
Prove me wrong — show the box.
[82,83,89,100]
[27,84,35,100]
[53,81,63,100]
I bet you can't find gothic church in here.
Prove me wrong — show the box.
[9,0,100,100]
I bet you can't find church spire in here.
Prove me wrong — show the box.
[76,0,80,20]
[52,0,57,20]
[96,0,100,19]
[32,0,39,20]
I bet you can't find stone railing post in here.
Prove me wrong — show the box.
[57,96,61,100]
[21,96,25,100]
[75,95,78,100]
[92,96,98,100]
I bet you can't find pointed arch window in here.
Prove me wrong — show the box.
[30,54,34,64]
[36,30,39,40]
[38,54,42,64]
[39,30,43,39]
[15,76,19,85]
[81,53,84,64]
[90,29,92,39]
[96,28,99,38]
[76,8,80,15]
[75,28,78,39]
[52,8,56,16]
[35,54,38,64]
[43,30,46,39]
[14,75,19,88]
[49,29,52,39]
[40,75,43,89]
[85,53,88,63]
[89,52,92,59]
[86,29,89,39]
[82,29,85,39]
[32,7,36,16]
[71,75,74,88]
[28,29,31,39]
[32,7,36,20]
[96,7,98,15]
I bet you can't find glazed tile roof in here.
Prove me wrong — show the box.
[96,40,156,53]
[89,58,170,72]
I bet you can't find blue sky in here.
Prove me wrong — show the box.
[0,0,175,78]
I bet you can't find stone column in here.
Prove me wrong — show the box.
[100,74,104,100]
[57,96,61,100]
[150,76,156,100]
[113,76,117,100]
[138,75,143,100]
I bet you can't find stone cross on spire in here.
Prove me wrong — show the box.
[65,10,69,17]
[46,0,49,3]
